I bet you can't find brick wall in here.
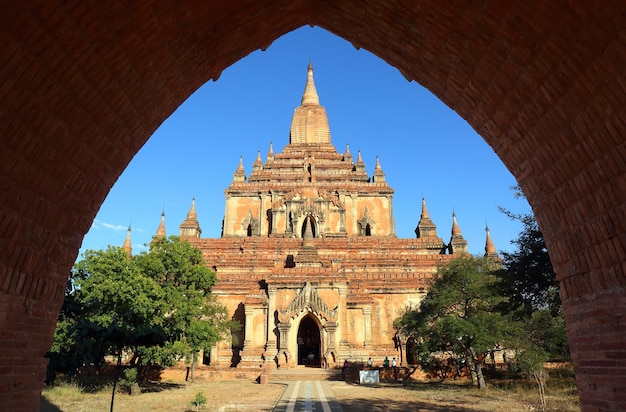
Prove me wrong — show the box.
[0,2,624,410]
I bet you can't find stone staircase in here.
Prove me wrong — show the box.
[269,366,343,382]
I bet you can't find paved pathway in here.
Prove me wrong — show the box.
[273,380,344,412]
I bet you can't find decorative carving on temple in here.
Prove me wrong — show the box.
[280,282,337,322]
[293,199,325,224]
[358,206,376,236]
[283,190,300,202]
[318,189,343,208]
[241,210,260,236]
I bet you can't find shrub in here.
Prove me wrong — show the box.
[190,392,207,410]
[120,368,140,395]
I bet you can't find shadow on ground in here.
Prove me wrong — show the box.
[334,381,482,412]
[139,381,184,393]
[338,396,471,412]
[40,396,62,412]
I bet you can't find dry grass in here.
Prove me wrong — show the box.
[41,379,285,412]
[332,379,579,412]
[41,368,579,412]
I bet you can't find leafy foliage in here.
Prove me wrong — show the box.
[133,236,238,376]
[497,186,569,360]
[48,247,164,377]
[190,392,207,410]
[497,207,560,316]
[47,237,237,380]
[395,255,516,389]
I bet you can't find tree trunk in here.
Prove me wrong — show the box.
[475,362,486,389]
[467,357,478,386]
[130,382,141,396]
[468,348,486,389]
[190,355,196,382]
[533,370,546,410]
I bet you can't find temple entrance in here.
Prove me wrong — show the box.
[406,338,418,365]
[297,314,321,367]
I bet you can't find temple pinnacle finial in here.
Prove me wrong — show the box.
[485,224,497,256]
[187,197,197,219]
[301,62,320,106]
[421,198,430,219]
[451,211,461,236]
[156,209,166,238]
[266,142,275,162]
[122,222,132,257]
[373,155,386,182]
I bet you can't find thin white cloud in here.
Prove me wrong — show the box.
[94,219,128,231]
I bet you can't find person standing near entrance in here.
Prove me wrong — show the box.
[367,357,373,367]
[392,357,397,368]
[383,356,390,367]
[342,359,349,379]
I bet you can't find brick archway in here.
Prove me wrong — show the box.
[0,2,624,410]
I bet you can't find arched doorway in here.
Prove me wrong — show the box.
[406,338,418,365]
[297,314,321,367]
[301,215,317,238]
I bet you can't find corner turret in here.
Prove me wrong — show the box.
[233,156,246,183]
[415,198,438,238]
[180,198,202,239]
[122,224,132,257]
[373,156,385,183]
[155,210,167,239]
[448,211,468,254]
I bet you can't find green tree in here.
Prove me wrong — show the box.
[135,236,237,380]
[49,238,237,384]
[498,187,569,360]
[395,255,516,389]
[513,346,549,410]
[73,247,165,355]
[48,247,165,380]
[498,207,560,316]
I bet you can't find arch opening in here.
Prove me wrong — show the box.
[297,314,322,367]
[0,3,624,411]
[301,215,317,239]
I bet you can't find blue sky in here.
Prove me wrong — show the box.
[79,26,531,259]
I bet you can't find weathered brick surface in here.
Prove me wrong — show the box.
[0,1,624,410]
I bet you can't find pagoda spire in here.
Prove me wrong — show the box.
[355,150,366,172]
[345,143,353,162]
[301,61,320,106]
[188,197,197,219]
[290,62,331,144]
[180,198,202,239]
[233,155,246,182]
[415,197,438,238]
[451,211,462,236]
[373,155,386,182]
[122,223,132,257]
[484,224,499,259]
[421,198,431,220]
[266,142,274,162]
[252,150,263,173]
[448,211,468,254]
[156,209,166,238]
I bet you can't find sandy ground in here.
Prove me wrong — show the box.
[41,376,579,411]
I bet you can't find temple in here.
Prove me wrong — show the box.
[148,64,499,369]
